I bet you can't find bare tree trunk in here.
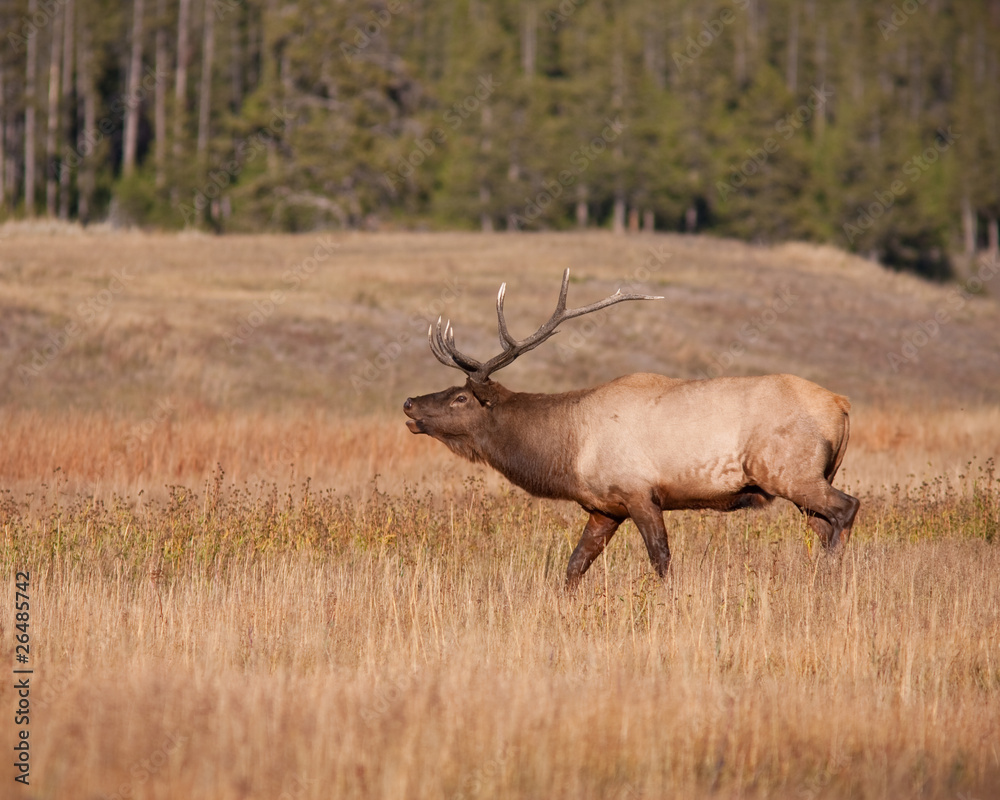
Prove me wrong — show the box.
[45,4,64,217]
[24,0,38,217]
[59,0,75,219]
[642,19,664,89]
[575,186,588,228]
[154,0,167,187]
[229,13,242,111]
[734,12,747,85]
[3,117,16,208]
[479,185,492,231]
[628,206,640,233]
[0,63,6,212]
[962,193,977,260]
[611,36,625,235]
[814,22,827,139]
[521,2,536,78]
[746,0,758,72]
[642,209,654,232]
[77,19,96,223]
[685,205,697,232]
[989,217,999,258]
[786,0,798,93]
[612,197,626,234]
[479,104,492,231]
[196,0,216,161]
[174,0,191,161]
[123,0,145,177]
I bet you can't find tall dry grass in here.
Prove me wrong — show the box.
[1,468,998,800]
[2,404,999,501]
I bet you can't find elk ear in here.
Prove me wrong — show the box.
[466,379,500,408]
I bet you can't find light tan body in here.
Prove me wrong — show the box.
[569,373,850,515]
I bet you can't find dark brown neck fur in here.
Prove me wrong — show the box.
[469,383,587,500]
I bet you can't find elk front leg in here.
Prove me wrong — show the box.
[566,511,622,590]
[627,500,672,579]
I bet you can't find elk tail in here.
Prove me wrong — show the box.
[828,394,851,483]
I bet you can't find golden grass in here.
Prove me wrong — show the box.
[2,473,998,800]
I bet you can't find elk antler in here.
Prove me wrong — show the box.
[428,268,663,383]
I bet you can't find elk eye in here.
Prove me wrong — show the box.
[454,394,468,404]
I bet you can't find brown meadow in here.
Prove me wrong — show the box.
[1,228,998,798]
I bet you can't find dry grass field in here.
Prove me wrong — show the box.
[1,226,999,799]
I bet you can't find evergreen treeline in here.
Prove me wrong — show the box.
[2,0,999,278]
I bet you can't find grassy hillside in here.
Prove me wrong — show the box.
[2,226,998,418]
[2,225,998,497]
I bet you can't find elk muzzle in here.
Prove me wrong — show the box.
[403,397,425,434]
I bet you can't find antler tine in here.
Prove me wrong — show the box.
[496,282,517,352]
[554,267,571,314]
[428,317,483,374]
[558,286,665,322]
[428,318,456,368]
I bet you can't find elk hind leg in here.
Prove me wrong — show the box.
[788,481,860,549]
[566,511,622,590]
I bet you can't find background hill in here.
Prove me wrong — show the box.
[2,227,998,415]
[1,228,997,497]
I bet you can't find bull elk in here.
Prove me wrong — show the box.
[403,270,859,589]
